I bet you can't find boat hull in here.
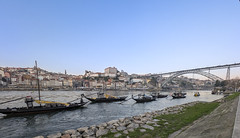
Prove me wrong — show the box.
[172,95,186,99]
[151,94,168,98]
[85,96,127,103]
[132,98,156,103]
[0,102,88,116]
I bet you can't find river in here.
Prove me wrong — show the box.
[0,90,223,138]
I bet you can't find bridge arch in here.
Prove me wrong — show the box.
[161,70,223,87]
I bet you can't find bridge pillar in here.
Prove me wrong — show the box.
[226,66,230,80]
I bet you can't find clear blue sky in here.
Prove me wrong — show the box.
[0,0,240,75]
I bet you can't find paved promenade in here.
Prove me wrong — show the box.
[232,95,240,138]
[172,96,239,138]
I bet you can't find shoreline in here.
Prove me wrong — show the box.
[0,88,212,92]
[170,93,239,138]
[34,101,208,138]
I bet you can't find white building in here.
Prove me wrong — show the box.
[89,73,100,78]
[131,79,144,83]
[41,79,62,87]
[119,76,130,82]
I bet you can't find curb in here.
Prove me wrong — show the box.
[232,95,240,138]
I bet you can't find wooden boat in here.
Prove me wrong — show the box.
[0,61,88,116]
[151,92,168,98]
[132,94,156,103]
[172,92,186,99]
[0,98,88,115]
[178,92,187,95]
[82,93,127,103]
[194,92,200,96]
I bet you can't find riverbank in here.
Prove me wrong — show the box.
[170,92,240,138]
[0,87,212,92]
[103,101,220,138]
[1,90,222,138]
[34,95,227,138]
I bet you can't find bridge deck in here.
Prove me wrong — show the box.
[154,62,240,76]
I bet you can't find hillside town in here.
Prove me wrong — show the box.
[0,66,217,91]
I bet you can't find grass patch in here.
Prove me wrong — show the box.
[225,92,240,101]
[103,102,219,138]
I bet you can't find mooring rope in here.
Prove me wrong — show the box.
[0,97,25,105]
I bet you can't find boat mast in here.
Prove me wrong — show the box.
[35,60,41,106]
[102,81,104,92]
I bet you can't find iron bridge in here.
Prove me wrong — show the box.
[151,63,240,87]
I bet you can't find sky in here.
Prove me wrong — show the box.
[0,0,240,78]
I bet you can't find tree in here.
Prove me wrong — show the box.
[215,80,228,87]
[220,80,228,87]
[149,77,157,87]
[215,80,221,87]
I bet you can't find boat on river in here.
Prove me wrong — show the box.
[0,97,88,115]
[132,94,156,103]
[194,92,200,96]
[172,92,186,99]
[82,93,128,103]
[151,92,168,98]
[0,61,88,116]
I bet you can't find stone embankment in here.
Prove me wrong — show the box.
[34,101,201,138]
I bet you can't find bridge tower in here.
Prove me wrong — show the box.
[226,66,230,80]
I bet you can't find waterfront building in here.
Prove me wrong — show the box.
[89,80,102,88]
[10,76,18,85]
[0,70,4,78]
[63,79,73,87]
[131,78,144,83]
[49,79,62,87]
[4,72,11,78]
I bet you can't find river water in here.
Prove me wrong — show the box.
[0,90,223,138]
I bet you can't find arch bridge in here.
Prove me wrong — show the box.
[151,63,240,87]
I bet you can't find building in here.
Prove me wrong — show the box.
[120,70,128,77]
[104,67,117,74]
[4,72,11,78]
[89,73,100,78]
[104,67,118,78]
[131,79,144,83]
[63,79,73,87]
[0,70,4,78]
[10,76,18,85]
